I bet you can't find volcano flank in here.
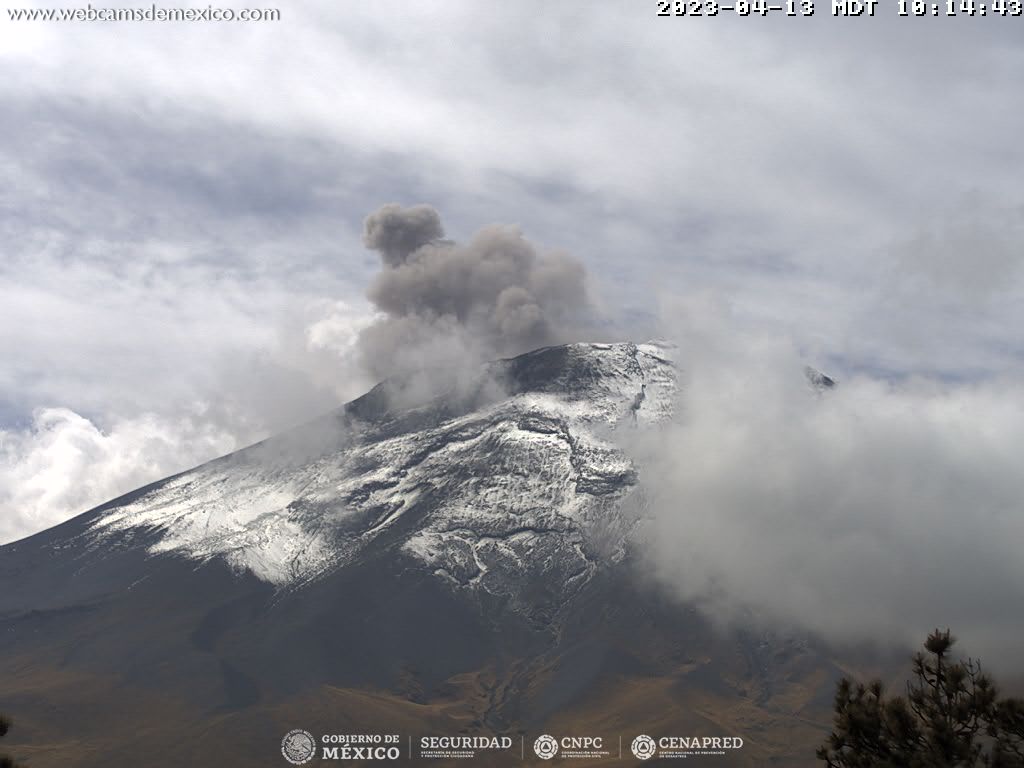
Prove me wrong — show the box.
[0,342,845,767]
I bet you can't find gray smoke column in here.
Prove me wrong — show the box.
[363,203,445,268]
[359,203,592,379]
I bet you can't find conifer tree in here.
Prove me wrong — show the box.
[818,629,1024,767]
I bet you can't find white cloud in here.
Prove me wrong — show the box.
[1,0,1023,562]
[0,246,376,542]
[305,300,378,358]
[0,406,236,543]
[0,287,377,544]
[633,296,1024,668]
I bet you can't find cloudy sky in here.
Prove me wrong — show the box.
[2,2,1024,652]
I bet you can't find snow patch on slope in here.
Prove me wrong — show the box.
[89,342,677,594]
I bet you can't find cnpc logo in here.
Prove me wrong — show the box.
[533,734,605,760]
[533,735,558,759]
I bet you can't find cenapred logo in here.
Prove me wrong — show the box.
[281,729,316,765]
[631,733,744,760]
[534,734,559,760]
[631,734,657,761]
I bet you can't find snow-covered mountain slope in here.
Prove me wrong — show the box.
[0,340,860,768]
[88,342,676,610]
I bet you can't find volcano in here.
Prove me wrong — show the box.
[0,342,844,767]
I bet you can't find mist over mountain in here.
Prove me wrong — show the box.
[0,340,844,767]
[4,6,1024,767]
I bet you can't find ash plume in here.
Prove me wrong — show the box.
[358,203,593,380]
[363,203,445,268]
